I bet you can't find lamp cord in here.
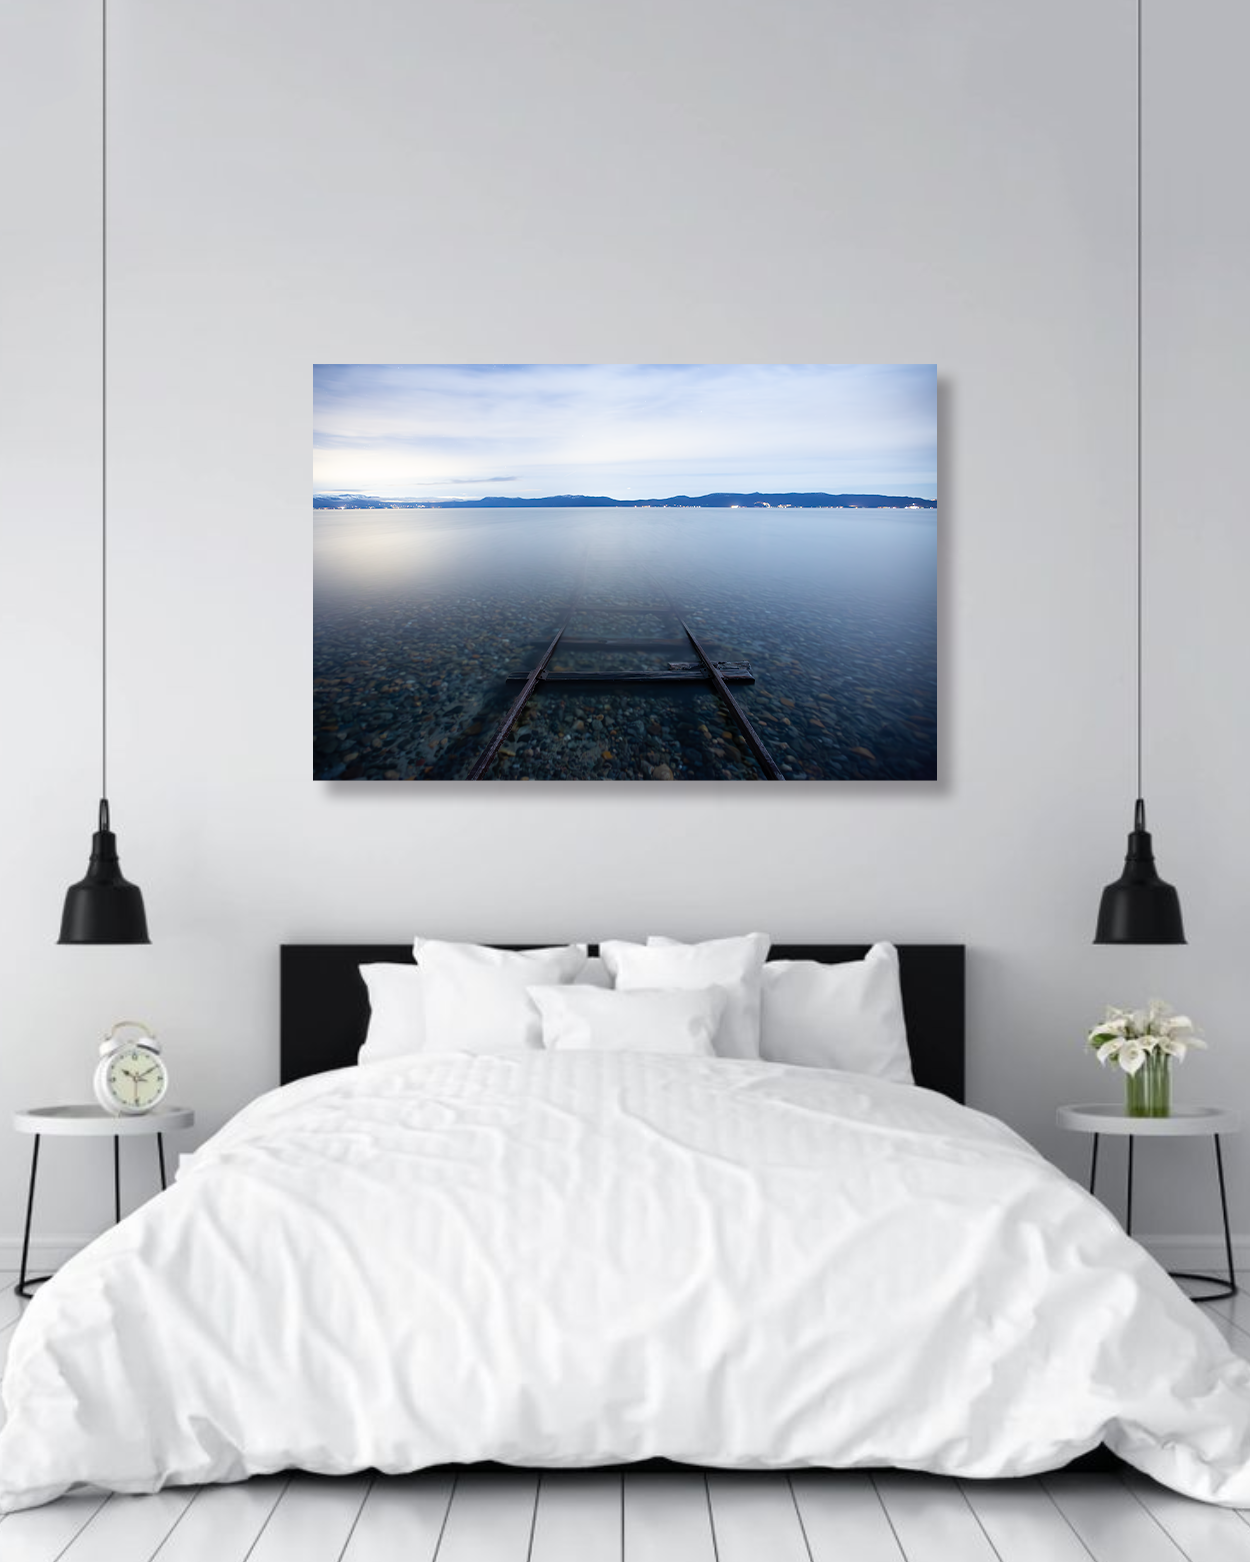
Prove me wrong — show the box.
[101,0,108,803]
[1135,0,1143,803]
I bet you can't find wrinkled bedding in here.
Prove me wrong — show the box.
[3,1050,1250,1510]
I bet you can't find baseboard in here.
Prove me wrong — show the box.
[1138,1236,1248,1275]
[0,1234,99,1271]
[2,1233,1247,1279]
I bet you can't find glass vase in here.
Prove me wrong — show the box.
[1125,1051,1171,1117]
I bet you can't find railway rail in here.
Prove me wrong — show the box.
[466,574,785,780]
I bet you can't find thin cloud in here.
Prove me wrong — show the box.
[313,364,936,501]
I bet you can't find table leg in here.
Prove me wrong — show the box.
[1166,1134,1238,1303]
[16,1136,50,1300]
[1088,1134,1100,1195]
[113,1135,121,1224]
[1126,1135,1134,1237]
[157,1133,167,1191]
[1216,1135,1237,1298]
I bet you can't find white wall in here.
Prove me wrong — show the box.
[1,0,1247,1265]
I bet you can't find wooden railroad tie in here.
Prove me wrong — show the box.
[466,571,784,781]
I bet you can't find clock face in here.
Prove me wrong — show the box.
[105,1047,167,1112]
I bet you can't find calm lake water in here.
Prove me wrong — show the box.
[313,506,937,781]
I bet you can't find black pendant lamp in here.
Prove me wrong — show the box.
[1094,0,1184,946]
[59,0,150,946]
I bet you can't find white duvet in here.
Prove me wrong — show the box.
[3,1050,1250,1511]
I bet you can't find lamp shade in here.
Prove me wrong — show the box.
[58,800,150,945]
[1094,798,1185,945]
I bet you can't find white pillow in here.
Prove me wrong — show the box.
[529,984,726,1055]
[577,956,612,989]
[600,933,770,1059]
[413,940,588,1054]
[760,943,912,1082]
[359,951,607,1064]
[358,963,426,1063]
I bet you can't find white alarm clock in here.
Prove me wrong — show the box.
[94,1021,169,1116]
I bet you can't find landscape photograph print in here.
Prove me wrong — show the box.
[313,363,937,781]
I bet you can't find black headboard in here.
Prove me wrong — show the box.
[280,944,965,1102]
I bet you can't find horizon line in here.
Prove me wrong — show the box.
[313,487,938,506]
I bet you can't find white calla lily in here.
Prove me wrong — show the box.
[1084,998,1206,1073]
[1118,1040,1147,1075]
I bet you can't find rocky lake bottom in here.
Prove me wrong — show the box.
[313,569,937,782]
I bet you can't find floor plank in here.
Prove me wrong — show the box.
[705,1473,809,1562]
[1043,1474,1185,1561]
[58,1488,195,1561]
[1206,1307,1250,1359]
[144,1478,288,1562]
[529,1472,621,1562]
[1203,1272,1250,1329]
[872,1472,1000,1562]
[1124,1472,1250,1561]
[0,1287,24,1334]
[0,1491,111,1562]
[339,1472,456,1562]
[1208,1291,1250,1346]
[622,1472,716,1562]
[245,1474,372,1562]
[435,1470,539,1562]
[790,1471,904,1562]
[959,1478,1097,1562]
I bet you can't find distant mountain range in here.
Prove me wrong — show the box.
[314,491,937,511]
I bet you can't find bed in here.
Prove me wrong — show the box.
[3,937,1250,1511]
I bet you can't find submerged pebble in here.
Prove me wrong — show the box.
[313,512,937,781]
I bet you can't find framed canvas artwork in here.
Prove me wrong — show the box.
[313,364,937,781]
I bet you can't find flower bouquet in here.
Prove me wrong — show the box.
[1087,999,1206,1117]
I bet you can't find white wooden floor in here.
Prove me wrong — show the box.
[2,1273,1250,1561]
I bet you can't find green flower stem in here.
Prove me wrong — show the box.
[1125,1051,1171,1117]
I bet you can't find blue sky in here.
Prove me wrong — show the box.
[313,364,937,501]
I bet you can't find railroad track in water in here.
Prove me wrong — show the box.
[465,569,785,781]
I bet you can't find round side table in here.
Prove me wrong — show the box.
[13,1105,195,1300]
[1057,1103,1239,1302]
